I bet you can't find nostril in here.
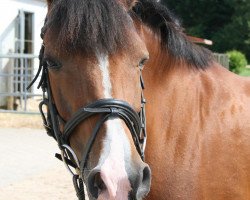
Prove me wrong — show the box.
[87,169,106,199]
[136,165,151,199]
[94,172,106,191]
[142,165,151,185]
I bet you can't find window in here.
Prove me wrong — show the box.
[15,10,34,54]
[14,10,34,93]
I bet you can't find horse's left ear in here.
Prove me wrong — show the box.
[46,0,53,10]
[119,0,137,10]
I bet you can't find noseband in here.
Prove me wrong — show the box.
[27,27,147,199]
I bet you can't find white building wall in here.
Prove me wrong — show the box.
[0,0,47,55]
[0,0,47,106]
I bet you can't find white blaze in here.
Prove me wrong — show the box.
[96,54,131,199]
[97,54,112,98]
[98,119,132,200]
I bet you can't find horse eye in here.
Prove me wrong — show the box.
[44,59,61,70]
[139,57,148,69]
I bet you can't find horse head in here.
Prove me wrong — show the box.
[41,0,151,199]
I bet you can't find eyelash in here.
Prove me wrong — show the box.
[139,58,148,69]
[44,58,62,70]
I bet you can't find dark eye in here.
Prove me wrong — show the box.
[44,58,61,70]
[139,57,149,69]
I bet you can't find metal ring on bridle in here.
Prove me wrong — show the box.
[61,144,81,176]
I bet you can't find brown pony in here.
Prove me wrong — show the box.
[38,0,250,199]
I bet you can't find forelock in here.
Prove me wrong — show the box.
[44,0,133,54]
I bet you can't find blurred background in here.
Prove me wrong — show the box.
[0,0,76,199]
[0,0,249,199]
[161,0,250,76]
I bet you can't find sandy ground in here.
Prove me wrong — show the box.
[0,115,88,200]
[0,113,43,129]
[0,167,76,200]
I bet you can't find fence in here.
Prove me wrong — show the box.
[213,53,229,69]
[0,54,42,113]
[0,52,230,113]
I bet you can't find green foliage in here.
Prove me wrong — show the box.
[160,0,250,61]
[238,68,250,77]
[226,50,248,73]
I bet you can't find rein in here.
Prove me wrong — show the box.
[27,29,147,200]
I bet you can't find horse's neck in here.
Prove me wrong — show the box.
[140,26,250,200]
[144,59,202,133]
[142,26,217,137]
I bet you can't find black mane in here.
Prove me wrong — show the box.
[45,0,212,68]
[132,0,212,69]
[45,0,132,54]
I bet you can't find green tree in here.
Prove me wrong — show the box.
[161,0,250,61]
[227,50,248,73]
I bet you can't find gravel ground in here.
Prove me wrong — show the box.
[0,128,84,200]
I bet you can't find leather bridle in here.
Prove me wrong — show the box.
[27,28,147,200]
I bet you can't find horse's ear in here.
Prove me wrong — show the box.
[119,0,138,10]
[46,0,53,4]
[46,0,53,9]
